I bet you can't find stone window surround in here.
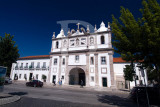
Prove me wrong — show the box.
[56,41,59,49]
[90,56,94,65]
[91,76,94,82]
[101,35,105,44]
[101,56,107,65]
[62,58,65,65]
[101,67,107,74]
[54,58,58,65]
[19,74,21,79]
[70,39,75,47]
[75,55,79,63]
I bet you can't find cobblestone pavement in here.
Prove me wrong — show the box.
[1,81,138,107]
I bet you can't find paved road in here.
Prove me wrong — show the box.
[1,82,137,107]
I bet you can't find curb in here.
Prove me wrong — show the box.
[0,95,21,106]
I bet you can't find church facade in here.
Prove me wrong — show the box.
[10,22,147,89]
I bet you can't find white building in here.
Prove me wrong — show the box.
[10,22,148,89]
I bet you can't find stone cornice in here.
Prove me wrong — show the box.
[52,31,111,40]
[50,48,114,55]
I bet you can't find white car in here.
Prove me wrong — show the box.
[5,77,12,84]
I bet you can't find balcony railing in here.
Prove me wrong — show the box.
[15,66,19,70]
[29,66,34,70]
[42,66,47,70]
[20,66,23,70]
[36,66,40,70]
[24,66,28,70]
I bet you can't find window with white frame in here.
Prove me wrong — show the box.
[101,35,105,44]
[75,55,79,62]
[81,38,86,45]
[43,62,46,68]
[36,74,38,79]
[91,76,94,82]
[37,62,40,68]
[101,57,106,64]
[24,74,27,79]
[19,74,21,79]
[90,57,94,65]
[70,40,75,46]
[54,58,58,65]
[56,41,59,48]
[62,58,65,65]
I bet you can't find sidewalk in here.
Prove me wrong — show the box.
[0,93,20,106]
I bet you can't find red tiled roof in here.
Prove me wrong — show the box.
[113,57,128,63]
[18,55,50,60]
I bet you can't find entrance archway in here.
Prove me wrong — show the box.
[69,67,85,86]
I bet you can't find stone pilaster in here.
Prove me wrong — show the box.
[64,55,69,85]
[94,53,99,86]
[109,52,116,88]
[47,56,52,83]
[86,53,89,86]
[58,56,62,80]
[108,31,112,48]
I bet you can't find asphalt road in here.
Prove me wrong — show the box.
[1,82,137,107]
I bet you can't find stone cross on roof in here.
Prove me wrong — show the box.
[76,23,80,30]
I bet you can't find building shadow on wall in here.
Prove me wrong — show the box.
[97,94,137,107]
[8,92,28,96]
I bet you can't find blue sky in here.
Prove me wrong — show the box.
[0,0,142,57]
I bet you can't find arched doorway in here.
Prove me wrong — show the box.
[69,67,85,86]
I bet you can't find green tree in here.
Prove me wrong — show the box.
[111,6,142,80]
[123,65,134,90]
[0,33,20,76]
[111,0,160,85]
[140,0,160,84]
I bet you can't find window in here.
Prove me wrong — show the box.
[37,62,40,68]
[43,62,46,68]
[70,40,75,46]
[26,63,28,68]
[54,58,57,65]
[31,62,34,68]
[19,74,21,79]
[101,57,106,64]
[101,35,105,44]
[20,63,23,68]
[91,76,94,82]
[62,58,65,65]
[90,37,94,45]
[81,38,86,45]
[36,74,38,79]
[75,55,79,62]
[56,41,59,48]
[24,74,27,79]
[90,57,94,65]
